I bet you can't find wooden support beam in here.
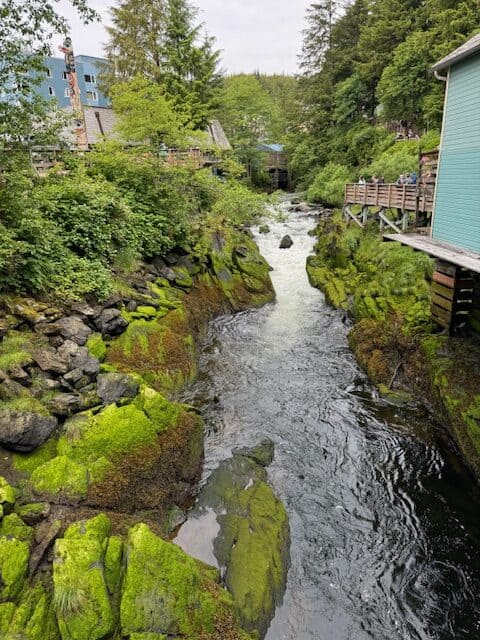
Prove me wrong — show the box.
[378,210,401,234]
[344,205,364,228]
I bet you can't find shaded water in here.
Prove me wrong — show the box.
[179,205,480,640]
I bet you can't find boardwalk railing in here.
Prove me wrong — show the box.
[344,183,434,213]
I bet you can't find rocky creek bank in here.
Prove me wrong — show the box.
[0,225,289,639]
[307,214,480,477]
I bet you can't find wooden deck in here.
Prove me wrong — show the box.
[384,233,480,274]
[345,183,434,213]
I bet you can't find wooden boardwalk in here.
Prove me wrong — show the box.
[344,183,435,232]
[383,233,480,274]
[345,184,434,213]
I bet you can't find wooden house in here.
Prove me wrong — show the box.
[384,33,480,332]
[257,143,289,189]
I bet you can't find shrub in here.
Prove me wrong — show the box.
[307,162,351,207]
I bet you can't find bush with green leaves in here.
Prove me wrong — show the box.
[307,162,351,207]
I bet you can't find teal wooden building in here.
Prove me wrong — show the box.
[384,33,480,332]
[431,33,480,253]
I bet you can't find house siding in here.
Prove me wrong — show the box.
[432,52,480,253]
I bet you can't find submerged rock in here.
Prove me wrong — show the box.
[258,224,271,235]
[177,440,290,638]
[279,235,293,249]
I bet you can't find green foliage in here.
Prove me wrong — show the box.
[362,140,419,182]
[307,162,351,206]
[103,0,221,128]
[216,75,281,145]
[290,0,480,187]
[110,76,193,147]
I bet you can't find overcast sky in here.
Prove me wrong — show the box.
[57,0,311,74]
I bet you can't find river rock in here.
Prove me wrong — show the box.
[259,224,271,234]
[0,410,58,452]
[280,235,294,249]
[96,372,140,405]
[95,308,128,336]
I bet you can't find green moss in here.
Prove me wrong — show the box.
[30,456,88,500]
[0,514,34,543]
[0,331,35,374]
[120,523,236,638]
[13,437,58,475]
[172,267,193,289]
[0,477,16,512]
[58,402,161,467]
[104,535,123,595]
[5,582,59,640]
[86,333,107,362]
[129,634,168,640]
[64,514,111,542]
[53,521,114,640]
[15,502,49,521]
[0,536,30,601]
[0,603,16,634]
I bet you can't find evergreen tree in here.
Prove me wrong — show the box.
[300,1,346,74]
[103,0,221,129]
[103,0,167,88]
[161,0,222,128]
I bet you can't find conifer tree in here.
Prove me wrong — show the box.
[103,0,221,129]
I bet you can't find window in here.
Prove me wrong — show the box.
[64,88,71,98]
[84,74,96,84]
[48,86,55,96]
[86,90,98,101]
[46,68,52,78]
[62,71,68,80]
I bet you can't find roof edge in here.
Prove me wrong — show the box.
[432,32,480,72]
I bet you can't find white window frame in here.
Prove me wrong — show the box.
[46,68,52,78]
[86,90,98,101]
[64,87,71,98]
[48,86,55,96]
[84,74,96,84]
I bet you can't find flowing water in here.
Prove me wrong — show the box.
[178,204,480,640]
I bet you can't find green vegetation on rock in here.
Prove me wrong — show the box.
[121,523,243,639]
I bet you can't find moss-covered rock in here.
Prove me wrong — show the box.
[121,523,247,639]
[30,455,89,501]
[0,477,16,513]
[180,443,289,638]
[104,535,123,595]
[3,581,59,640]
[0,513,34,543]
[53,516,114,640]
[86,333,107,362]
[0,536,30,601]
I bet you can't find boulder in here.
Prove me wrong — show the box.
[0,410,58,452]
[95,309,128,336]
[258,224,271,234]
[97,373,140,406]
[33,348,69,375]
[279,235,294,249]
[54,316,93,346]
[178,443,290,637]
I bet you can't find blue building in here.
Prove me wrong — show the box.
[37,54,110,109]
[430,33,480,254]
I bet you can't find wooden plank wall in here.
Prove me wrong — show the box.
[431,260,474,332]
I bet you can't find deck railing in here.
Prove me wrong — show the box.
[344,183,434,213]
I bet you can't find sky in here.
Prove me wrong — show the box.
[57,0,311,74]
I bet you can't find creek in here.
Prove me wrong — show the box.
[177,203,480,640]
